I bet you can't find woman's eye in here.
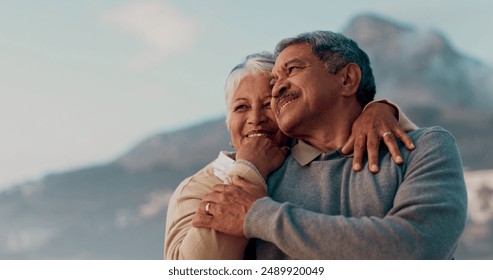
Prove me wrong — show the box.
[234,105,248,111]
[264,102,271,109]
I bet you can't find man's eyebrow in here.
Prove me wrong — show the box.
[272,57,304,78]
[283,58,304,67]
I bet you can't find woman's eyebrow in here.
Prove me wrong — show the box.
[232,97,248,103]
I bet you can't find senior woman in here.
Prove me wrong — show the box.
[165,52,416,260]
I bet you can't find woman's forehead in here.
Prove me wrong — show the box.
[233,74,272,101]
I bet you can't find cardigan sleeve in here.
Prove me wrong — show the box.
[366,99,419,131]
[165,155,268,259]
[226,160,267,188]
[164,163,248,259]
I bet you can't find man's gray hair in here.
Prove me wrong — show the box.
[224,52,275,130]
[274,30,376,107]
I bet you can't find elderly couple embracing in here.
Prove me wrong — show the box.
[165,30,467,260]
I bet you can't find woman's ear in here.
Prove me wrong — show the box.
[340,63,362,97]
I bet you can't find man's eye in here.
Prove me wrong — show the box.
[264,102,271,109]
[288,66,301,74]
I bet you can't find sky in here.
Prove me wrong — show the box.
[1,0,492,189]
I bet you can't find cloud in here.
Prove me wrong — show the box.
[100,0,198,69]
[3,228,57,253]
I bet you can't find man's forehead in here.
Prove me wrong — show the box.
[275,44,312,65]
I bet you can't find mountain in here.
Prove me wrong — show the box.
[1,14,493,259]
[343,14,493,170]
[0,119,230,259]
[344,14,493,111]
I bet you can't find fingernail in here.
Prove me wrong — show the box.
[410,143,415,149]
[353,163,361,171]
[396,156,403,163]
[371,164,379,173]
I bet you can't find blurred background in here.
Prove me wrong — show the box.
[1,0,492,259]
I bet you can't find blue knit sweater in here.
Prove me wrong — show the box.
[244,127,468,259]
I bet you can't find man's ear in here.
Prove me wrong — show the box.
[339,63,361,97]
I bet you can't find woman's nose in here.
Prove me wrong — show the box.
[247,107,267,125]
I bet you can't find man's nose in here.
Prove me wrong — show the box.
[272,79,289,98]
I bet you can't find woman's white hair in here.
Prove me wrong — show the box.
[224,52,275,130]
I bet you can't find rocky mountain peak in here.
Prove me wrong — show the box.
[344,14,412,44]
[344,14,456,63]
[343,14,493,113]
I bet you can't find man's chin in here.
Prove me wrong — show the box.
[277,119,298,139]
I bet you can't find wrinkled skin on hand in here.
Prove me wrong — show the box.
[341,102,415,173]
[192,176,266,237]
[235,135,289,180]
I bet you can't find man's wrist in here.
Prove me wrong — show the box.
[367,99,399,119]
[381,101,399,119]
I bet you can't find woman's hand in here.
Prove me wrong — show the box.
[235,136,289,180]
[341,102,415,173]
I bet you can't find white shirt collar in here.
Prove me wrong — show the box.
[212,151,235,181]
[290,140,324,166]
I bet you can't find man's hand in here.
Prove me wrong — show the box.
[192,176,267,237]
[235,135,289,179]
[341,102,415,173]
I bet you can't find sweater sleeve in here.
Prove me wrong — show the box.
[164,163,248,259]
[244,128,467,259]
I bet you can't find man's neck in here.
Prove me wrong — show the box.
[295,103,362,152]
